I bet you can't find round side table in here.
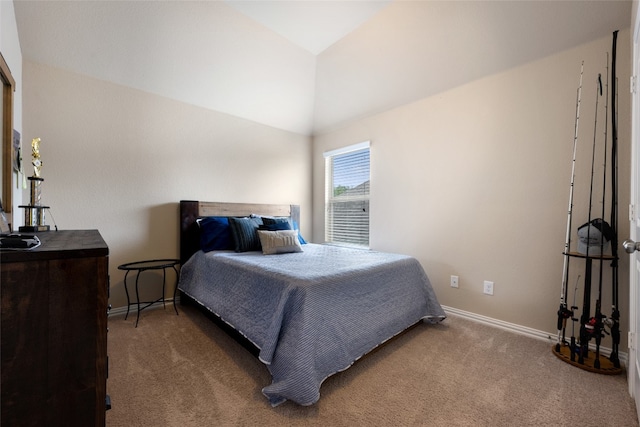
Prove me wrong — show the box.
[118,259,180,327]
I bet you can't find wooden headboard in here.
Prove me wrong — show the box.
[179,200,301,265]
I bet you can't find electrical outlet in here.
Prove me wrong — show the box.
[451,275,459,288]
[483,280,494,295]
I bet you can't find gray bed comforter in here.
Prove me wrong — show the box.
[178,243,445,406]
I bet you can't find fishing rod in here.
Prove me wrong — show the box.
[609,30,620,368]
[556,62,584,353]
[593,299,607,369]
[579,73,603,365]
[570,274,581,362]
[593,55,610,370]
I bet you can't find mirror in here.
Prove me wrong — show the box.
[0,52,15,229]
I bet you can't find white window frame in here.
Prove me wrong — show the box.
[323,141,370,248]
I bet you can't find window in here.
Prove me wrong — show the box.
[324,141,370,247]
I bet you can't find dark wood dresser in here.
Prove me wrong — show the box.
[1,230,109,427]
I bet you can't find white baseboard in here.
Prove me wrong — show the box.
[109,297,180,318]
[442,305,628,366]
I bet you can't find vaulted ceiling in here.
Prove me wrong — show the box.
[13,0,632,136]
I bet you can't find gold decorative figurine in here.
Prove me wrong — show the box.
[31,137,42,178]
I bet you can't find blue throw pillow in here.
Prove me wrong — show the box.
[260,222,291,231]
[261,217,291,228]
[292,220,307,244]
[262,217,307,244]
[198,216,232,252]
[229,216,263,252]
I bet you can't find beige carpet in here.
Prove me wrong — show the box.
[106,304,638,426]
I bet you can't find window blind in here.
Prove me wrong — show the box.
[324,142,370,247]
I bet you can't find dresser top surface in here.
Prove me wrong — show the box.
[0,230,108,263]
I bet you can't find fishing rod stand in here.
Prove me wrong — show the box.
[552,252,622,374]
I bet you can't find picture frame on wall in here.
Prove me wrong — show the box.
[12,129,20,173]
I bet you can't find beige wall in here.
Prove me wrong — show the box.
[22,61,312,309]
[313,32,632,342]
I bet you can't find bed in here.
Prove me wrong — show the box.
[178,200,445,406]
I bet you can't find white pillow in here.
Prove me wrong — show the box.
[257,230,303,255]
